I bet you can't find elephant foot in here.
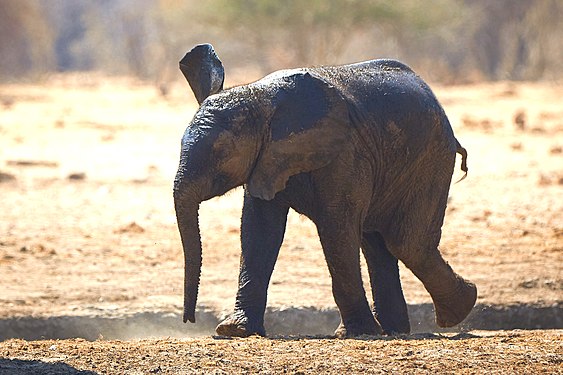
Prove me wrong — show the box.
[432,276,477,328]
[215,312,265,337]
[333,312,383,338]
[374,309,411,336]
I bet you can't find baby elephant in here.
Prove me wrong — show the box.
[173,44,477,338]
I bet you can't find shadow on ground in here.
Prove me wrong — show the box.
[0,303,560,341]
[0,358,97,375]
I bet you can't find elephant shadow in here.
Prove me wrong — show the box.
[0,358,97,375]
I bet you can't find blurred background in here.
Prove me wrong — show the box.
[1,0,562,86]
[1,0,562,341]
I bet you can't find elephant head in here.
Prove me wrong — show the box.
[173,44,350,323]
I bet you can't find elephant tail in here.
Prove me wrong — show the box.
[455,138,468,183]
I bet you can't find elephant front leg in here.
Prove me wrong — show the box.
[317,222,383,338]
[215,192,289,337]
[361,231,410,335]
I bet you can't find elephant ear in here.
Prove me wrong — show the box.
[247,72,350,200]
[179,44,225,104]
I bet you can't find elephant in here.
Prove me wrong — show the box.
[173,44,477,338]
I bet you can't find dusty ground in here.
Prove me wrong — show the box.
[1,330,561,374]
[0,74,562,372]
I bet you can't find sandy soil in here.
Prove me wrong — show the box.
[0,74,562,372]
[1,330,561,374]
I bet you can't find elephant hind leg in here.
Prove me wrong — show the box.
[432,272,477,328]
[361,231,410,334]
[411,249,476,327]
[382,179,477,328]
[387,234,477,328]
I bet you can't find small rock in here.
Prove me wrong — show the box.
[514,110,526,130]
[511,229,530,237]
[531,126,546,133]
[7,160,58,167]
[510,143,523,151]
[68,172,86,181]
[114,222,145,234]
[0,171,16,183]
[519,279,538,289]
[538,174,551,186]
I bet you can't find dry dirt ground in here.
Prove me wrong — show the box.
[0,74,562,373]
[0,330,561,374]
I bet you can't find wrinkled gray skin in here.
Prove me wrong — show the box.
[174,44,477,338]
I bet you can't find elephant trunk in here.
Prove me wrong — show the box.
[174,187,202,323]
